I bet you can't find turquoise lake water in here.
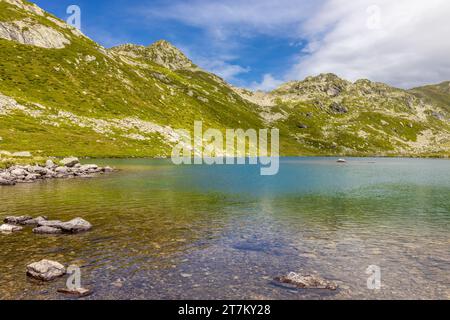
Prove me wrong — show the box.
[0,157,449,299]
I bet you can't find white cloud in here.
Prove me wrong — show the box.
[197,57,250,82]
[145,0,323,39]
[290,0,450,88]
[249,74,284,91]
[176,45,250,83]
[142,0,450,89]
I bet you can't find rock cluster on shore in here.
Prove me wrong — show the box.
[0,157,113,186]
[1,215,92,234]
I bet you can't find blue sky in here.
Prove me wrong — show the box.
[32,0,450,90]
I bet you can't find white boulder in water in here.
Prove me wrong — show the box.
[26,259,66,281]
[59,217,92,233]
[0,223,24,232]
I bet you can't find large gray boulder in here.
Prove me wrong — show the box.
[60,157,80,168]
[26,259,66,281]
[59,217,92,233]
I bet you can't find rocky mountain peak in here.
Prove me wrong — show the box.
[149,39,179,52]
[146,40,196,71]
[304,73,342,82]
[273,73,351,98]
[109,40,196,71]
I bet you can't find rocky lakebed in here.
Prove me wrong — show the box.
[1,212,339,298]
[1,214,95,297]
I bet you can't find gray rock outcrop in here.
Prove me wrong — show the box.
[329,102,348,114]
[0,19,70,49]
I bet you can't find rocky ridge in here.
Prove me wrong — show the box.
[110,40,199,71]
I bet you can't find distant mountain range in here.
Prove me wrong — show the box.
[0,0,449,158]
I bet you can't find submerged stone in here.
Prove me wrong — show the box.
[274,272,338,290]
[59,217,92,233]
[57,287,93,298]
[26,259,66,281]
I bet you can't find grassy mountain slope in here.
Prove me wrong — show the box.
[0,0,267,158]
[0,0,449,160]
[410,81,450,113]
[237,74,450,156]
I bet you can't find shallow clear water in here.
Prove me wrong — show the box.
[0,157,449,300]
